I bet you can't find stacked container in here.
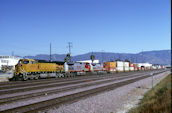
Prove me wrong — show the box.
[133,64,138,71]
[124,62,129,72]
[116,61,124,72]
[104,62,116,72]
[129,63,134,71]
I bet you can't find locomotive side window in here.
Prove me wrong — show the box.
[31,61,35,64]
[23,61,29,64]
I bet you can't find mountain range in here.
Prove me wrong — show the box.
[24,50,171,65]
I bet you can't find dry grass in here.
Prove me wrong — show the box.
[128,74,171,113]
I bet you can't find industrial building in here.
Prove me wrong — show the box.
[76,60,99,63]
[0,56,21,70]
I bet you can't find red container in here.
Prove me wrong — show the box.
[129,63,134,67]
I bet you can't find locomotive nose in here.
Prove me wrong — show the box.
[15,64,21,75]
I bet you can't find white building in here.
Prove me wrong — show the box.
[76,60,99,63]
[136,62,152,68]
[0,56,22,70]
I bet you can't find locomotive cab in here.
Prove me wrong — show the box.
[18,59,36,64]
[15,59,36,77]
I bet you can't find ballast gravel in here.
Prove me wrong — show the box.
[0,73,149,111]
[44,71,170,113]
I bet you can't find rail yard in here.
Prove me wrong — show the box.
[0,54,168,113]
[0,0,170,112]
[0,68,168,113]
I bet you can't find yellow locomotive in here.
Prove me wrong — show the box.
[14,59,64,80]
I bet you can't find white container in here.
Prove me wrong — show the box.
[116,61,124,72]
[124,62,129,67]
[116,67,124,72]
[116,61,124,67]
[124,67,129,71]
[129,67,134,71]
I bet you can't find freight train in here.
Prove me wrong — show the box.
[12,59,105,80]
[12,58,165,81]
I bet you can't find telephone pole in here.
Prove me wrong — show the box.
[67,42,72,55]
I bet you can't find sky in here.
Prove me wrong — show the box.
[0,0,171,56]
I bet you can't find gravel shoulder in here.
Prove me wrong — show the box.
[45,70,170,113]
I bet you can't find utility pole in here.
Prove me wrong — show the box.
[90,52,95,63]
[50,43,52,62]
[67,42,72,62]
[67,42,72,55]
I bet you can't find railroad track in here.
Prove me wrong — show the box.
[0,69,167,113]
[0,70,154,91]
[0,73,147,104]
[0,69,156,87]
[0,70,161,95]
[0,72,149,95]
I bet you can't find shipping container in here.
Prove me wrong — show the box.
[129,67,134,71]
[129,63,134,67]
[104,62,116,72]
[116,61,124,67]
[123,62,129,72]
[116,61,124,72]
[116,67,124,72]
[124,67,129,71]
[124,62,129,67]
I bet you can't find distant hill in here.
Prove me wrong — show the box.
[24,50,171,65]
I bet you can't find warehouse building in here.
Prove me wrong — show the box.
[0,56,22,70]
[136,62,152,70]
[77,60,99,63]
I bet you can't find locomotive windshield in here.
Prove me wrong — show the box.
[18,59,29,64]
[23,61,29,64]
